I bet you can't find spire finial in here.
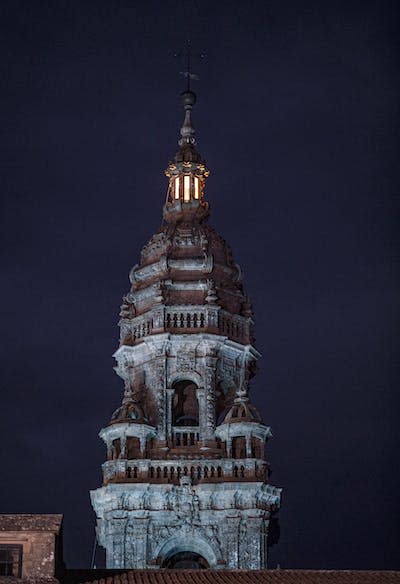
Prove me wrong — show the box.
[175,39,204,92]
[174,41,205,148]
[164,43,210,221]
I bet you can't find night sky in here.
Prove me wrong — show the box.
[1,0,398,571]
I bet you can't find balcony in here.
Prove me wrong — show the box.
[102,458,267,485]
[119,305,251,345]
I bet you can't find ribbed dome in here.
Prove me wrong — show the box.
[173,142,204,164]
[126,221,248,317]
[110,401,148,425]
[117,216,255,348]
[221,400,262,424]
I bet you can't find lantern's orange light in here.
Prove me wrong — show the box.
[184,175,190,201]
[174,177,180,199]
[194,177,199,199]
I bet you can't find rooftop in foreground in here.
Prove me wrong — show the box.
[71,568,400,584]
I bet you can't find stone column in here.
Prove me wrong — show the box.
[154,356,167,441]
[139,435,147,457]
[108,515,127,568]
[166,388,175,441]
[224,515,240,568]
[131,517,149,568]
[260,517,269,569]
[245,435,252,457]
[106,440,112,460]
[120,434,127,459]
[245,517,263,569]
[204,356,217,440]
[196,387,207,441]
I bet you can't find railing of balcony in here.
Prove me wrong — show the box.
[121,306,251,345]
[102,459,267,485]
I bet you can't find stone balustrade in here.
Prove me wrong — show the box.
[171,427,200,447]
[102,458,267,486]
[120,305,251,345]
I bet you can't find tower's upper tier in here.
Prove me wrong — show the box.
[164,89,210,224]
[118,89,254,347]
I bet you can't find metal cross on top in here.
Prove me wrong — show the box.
[174,40,205,91]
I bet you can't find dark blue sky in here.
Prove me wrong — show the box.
[1,0,398,571]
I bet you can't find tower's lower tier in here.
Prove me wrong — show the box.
[90,478,281,570]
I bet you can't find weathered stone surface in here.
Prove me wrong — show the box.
[0,515,62,532]
[0,514,62,580]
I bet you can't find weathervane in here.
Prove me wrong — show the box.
[174,39,205,91]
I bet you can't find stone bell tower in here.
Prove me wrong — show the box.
[90,86,282,570]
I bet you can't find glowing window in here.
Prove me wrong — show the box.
[194,177,199,199]
[184,175,191,202]
[174,177,180,200]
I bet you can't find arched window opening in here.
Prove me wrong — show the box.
[162,551,209,570]
[173,380,199,427]
[232,436,246,459]
[126,437,141,459]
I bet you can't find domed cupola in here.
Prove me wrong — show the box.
[99,387,156,466]
[215,371,272,460]
[222,399,263,424]
[110,400,148,425]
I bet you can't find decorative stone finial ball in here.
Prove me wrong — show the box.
[181,90,197,109]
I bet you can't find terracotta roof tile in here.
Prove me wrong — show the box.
[77,570,400,584]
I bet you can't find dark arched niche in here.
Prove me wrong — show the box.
[162,551,209,569]
[172,379,199,426]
